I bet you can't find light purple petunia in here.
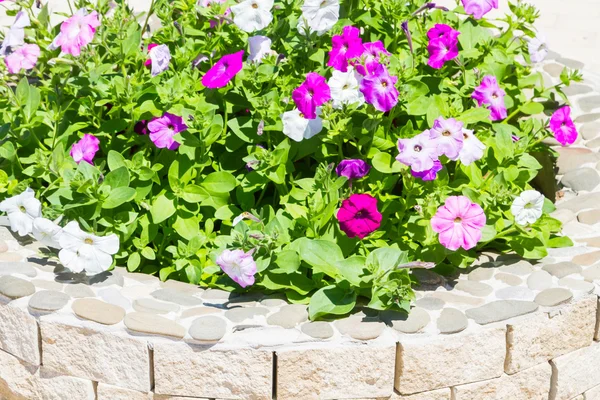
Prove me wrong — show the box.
[148,113,188,150]
[396,130,439,173]
[292,72,331,120]
[4,44,39,74]
[461,0,498,20]
[427,24,460,69]
[549,106,578,146]
[359,64,399,112]
[70,134,100,165]
[429,117,464,160]
[472,75,507,121]
[216,249,257,288]
[327,26,364,72]
[411,159,442,181]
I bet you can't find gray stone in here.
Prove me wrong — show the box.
[437,308,468,334]
[0,252,24,262]
[496,286,535,301]
[180,307,221,319]
[558,277,594,293]
[260,297,287,307]
[543,63,563,77]
[557,57,584,69]
[201,289,233,300]
[266,304,308,329]
[64,283,95,298]
[546,50,560,60]
[578,209,600,225]
[454,280,493,297]
[527,270,553,290]
[430,292,485,306]
[582,265,600,282]
[124,312,186,338]
[563,84,593,97]
[572,250,600,266]
[415,297,445,310]
[133,298,180,314]
[582,122,600,140]
[125,272,159,283]
[189,316,227,342]
[586,137,600,149]
[98,288,131,310]
[72,298,126,325]
[301,322,334,339]
[31,279,63,291]
[468,265,495,281]
[0,239,7,253]
[388,307,430,334]
[542,262,582,278]
[465,300,538,325]
[556,147,600,174]
[89,271,124,287]
[534,288,573,307]
[151,288,202,306]
[160,279,203,294]
[495,273,522,286]
[558,192,600,212]
[412,269,445,288]
[580,96,600,113]
[575,113,600,124]
[28,290,70,311]
[498,260,534,276]
[344,321,385,340]
[0,275,35,299]
[561,168,600,192]
[0,262,37,278]
[224,307,269,323]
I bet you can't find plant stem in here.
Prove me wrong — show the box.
[141,0,157,36]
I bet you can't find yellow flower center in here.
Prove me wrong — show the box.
[84,238,94,245]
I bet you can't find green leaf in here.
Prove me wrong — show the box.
[518,154,542,170]
[260,272,315,295]
[181,185,209,203]
[308,286,357,320]
[509,235,548,259]
[141,247,156,260]
[127,252,141,272]
[372,152,403,174]
[334,256,367,286]
[273,250,301,274]
[107,150,126,171]
[494,124,514,162]
[102,187,136,209]
[151,192,177,223]
[520,102,544,115]
[457,107,491,124]
[201,171,237,193]
[548,236,573,248]
[367,247,409,272]
[292,238,343,277]
[103,167,130,189]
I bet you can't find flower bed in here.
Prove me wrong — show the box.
[0,0,583,319]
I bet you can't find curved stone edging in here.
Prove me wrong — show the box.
[0,54,600,400]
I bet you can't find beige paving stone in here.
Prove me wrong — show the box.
[96,383,153,400]
[0,303,40,365]
[550,342,600,400]
[389,388,451,399]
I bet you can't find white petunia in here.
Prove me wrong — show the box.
[58,221,120,275]
[328,66,364,109]
[32,217,62,249]
[0,188,41,236]
[511,190,544,226]
[0,11,30,56]
[282,108,323,142]
[231,0,274,33]
[525,33,547,64]
[150,44,171,77]
[458,129,486,166]
[248,35,275,63]
[298,0,339,36]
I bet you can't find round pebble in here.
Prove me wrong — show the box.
[31,279,63,291]
[125,272,159,283]
[454,280,493,297]
[558,277,594,293]
[498,260,534,276]
[430,292,485,306]
[121,285,155,298]
[124,312,186,338]
[542,262,582,278]
[98,288,131,310]
[0,239,8,253]
[189,316,227,342]
[527,271,553,290]
[0,252,24,262]
[534,288,573,307]
[415,297,445,311]
[224,307,269,323]
[412,270,445,287]
[496,286,535,301]
[573,250,600,267]
[160,279,203,294]
[181,307,221,319]
[133,298,180,314]
[495,273,522,286]
[437,308,468,334]
[345,321,385,340]
[465,300,538,325]
[29,290,69,311]
[468,266,494,281]
[260,298,287,307]
[390,307,431,334]
[582,265,600,282]
[90,272,124,287]
[0,276,35,299]
[151,288,202,306]
[0,262,38,278]
[72,298,125,325]
[64,284,95,298]
[301,322,334,339]
[266,304,308,329]
[201,289,233,300]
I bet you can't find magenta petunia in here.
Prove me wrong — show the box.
[411,159,442,181]
[472,75,507,121]
[427,24,460,69]
[429,117,464,160]
[144,43,158,67]
[327,26,364,72]
[292,72,331,120]
[337,193,382,239]
[134,120,148,135]
[336,159,370,180]
[51,9,100,57]
[549,106,578,146]
[201,50,244,89]
[70,134,100,165]
[355,41,390,76]
[4,44,39,74]
[431,196,486,251]
[359,64,399,112]
[147,112,188,150]
[396,130,439,173]
[461,0,498,19]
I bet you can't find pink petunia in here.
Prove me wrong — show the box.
[359,64,399,112]
[429,117,464,160]
[327,26,364,72]
[549,106,578,146]
[70,134,100,165]
[411,159,442,181]
[354,41,390,76]
[51,9,100,57]
[337,193,382,239]
[396,130,439,173]
[201,50,244,89]
[148,112,188,150]
[472,75,507,121]
[216,248,256,288]
[291,72,331,120]
[4,44,40,74]
[431,196,486,251]
[461,0,498,19]
[427,24,460,69]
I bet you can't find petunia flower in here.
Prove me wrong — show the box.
[461,0,498,19]
[216,248,257,288]
[248,35,275,63]
[149,44,171,77]
[144,43,158,67]
[337,193,382,239]
[354,41,390,76]
[281,108,323,142]
[292,72,331,120]
[524,33,548,63]
[230,0,273,33]
[58,221,120,275]
[328,66,365,109]
[336,159,370,180]
[70,134,100,165]
[427,24,460,69]
[511,190,544,226]
[327,26,364,72]
[359,64,399,112]
[429,117,464,160]
[0,188,41,236]
[202,50,244,88]
[458,129,485,165]
[298,0,339,36]
[472,75,507,121]
[199,0,226,6]
[50,9,101,57]
[134,120,149,135]
[32,217,62,249]
[4,44,40,74]
[431,196,486,251]
[411,159,442,181]
[148,112,188,150]
[396,130,439,173]
[0,11,30,56]
[549,106,578,146]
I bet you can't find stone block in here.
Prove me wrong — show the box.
[505,295,596,374]
[392,388,451,399]
[395,327,505,394]
[153,341,272,400]
[0,303,40,365]
[96,383,153,400]
[584,384,600,400]
[40,321,151,392]
[453,363,551,400]
[550,342,600,400]
[276,343,396,400]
